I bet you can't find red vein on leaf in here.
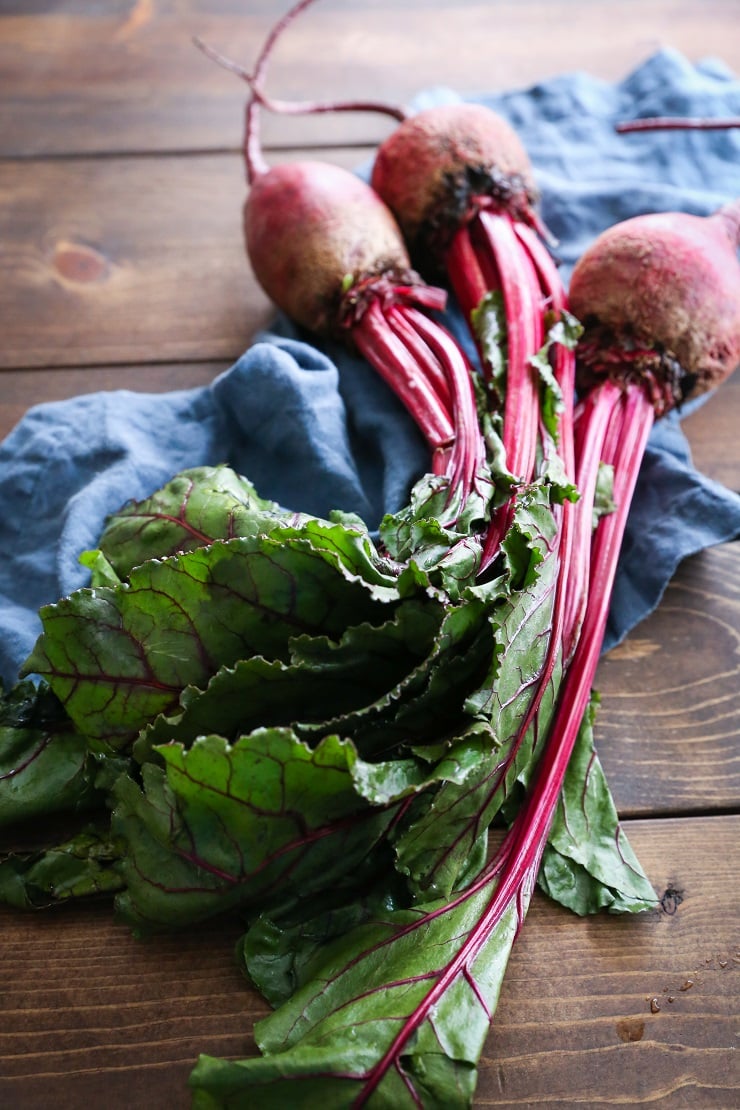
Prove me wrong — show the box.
[0,734,53,780]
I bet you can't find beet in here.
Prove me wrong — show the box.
[561,200,740,655]
[243,159,412,338]
[197,4,576,562]
[370,102,539,270]
[368,99,577,573]
[569,201,740,413]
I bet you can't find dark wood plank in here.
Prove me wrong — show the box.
[595,543,740,817]
[0,363,228,442]
[0,149,371,370]
[479,816,739,1108]
[0,816,736,1108]
[1,1,739,156]
[681,369,740,491]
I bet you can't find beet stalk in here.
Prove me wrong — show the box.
[348,199,740,1099]
[616,115,740,133]
[369,101,577,567]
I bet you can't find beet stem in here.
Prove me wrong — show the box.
[446,227,494,341]
[562,380,622,657]
[196,0,327,182]
[476,212,547,569]
[616,115,740,133]
[193,37,406,124]
[352,300,456,453]
[481,212,543,481]
[353,390,653,1101]
[385,306,453,415]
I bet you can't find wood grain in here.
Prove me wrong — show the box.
[0,817,736,1109]
[595,543,740,817]
[0,149,369,371]
[481,817,739,1108]
[0,153,264,370]
[1,1,738,156]
[0,364,228,442]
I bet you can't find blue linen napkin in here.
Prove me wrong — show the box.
[1,49,739,690]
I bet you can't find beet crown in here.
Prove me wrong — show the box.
[371,102,538,269]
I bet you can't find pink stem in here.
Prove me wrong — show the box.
[446,227,495,345]
[352,301,455,456]
[485,212,544,478]
[513,220,576,487]
[562,380,623,658]
[243,3,320,182]
[196,0,328,182]
[194,37,406,125]
[355,391,654,1104]
[401,305,486,501]
[385,307,453,416]
[616,115,740,133]
[242,85,406,123]
[476,212,545,569]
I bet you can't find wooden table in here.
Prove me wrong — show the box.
[1,3,738,1107]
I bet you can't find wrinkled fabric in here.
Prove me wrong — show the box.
[1,49,739,688]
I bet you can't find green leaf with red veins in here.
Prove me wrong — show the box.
[392,499,561,896]
[96,466,296,579]
[274,515,399,591]
[135,599,447,760]
[113,730,405,933]
[391,484,561,899]
[0,680,112,829]
[240,827,490,1011]
[378,473,492,599]
[189,862,524,1109]
[298,599,492,758]
[538,697,657,915]
[0,825,124,909]
[21,532,399,749]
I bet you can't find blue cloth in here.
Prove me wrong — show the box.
[1,49,739,689]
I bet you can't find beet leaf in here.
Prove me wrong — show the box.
[0,680,115,828]
[21,527,399,748]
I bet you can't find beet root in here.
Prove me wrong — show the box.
[244,157,485,506]
[569,202,740,412]
[370,102,538,270]
[244,160,412,337]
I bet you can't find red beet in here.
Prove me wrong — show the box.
[225,20,574,518]
[563,200,740,654]
[369,100,577,575]
[370,102,539,269]
[244,159,410,337]
[569,202,740,412]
